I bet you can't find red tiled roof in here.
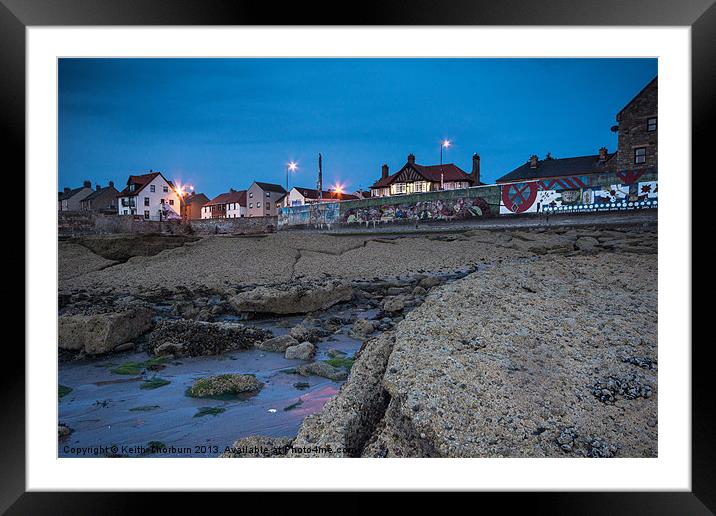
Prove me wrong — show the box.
[371,162,474,189]
[116,172,172,197]
[205,189,247,207]
[293,187,359,201]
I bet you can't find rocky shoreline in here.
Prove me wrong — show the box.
[58,221,657,457]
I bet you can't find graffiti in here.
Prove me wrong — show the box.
[500,182,539,214]
[279,171,657,229]
[341,194,496,225]
[500,170,658,215]
[278,202,340,228]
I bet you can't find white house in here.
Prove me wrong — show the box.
[58,180,94,211]
[246,182,287,217]
[116,171,181,221]
[201,189,247,219]
[285,186,359,207]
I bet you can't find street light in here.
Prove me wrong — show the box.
[440,139,451,165]
[440,139,451,189]
[286,161,298,205]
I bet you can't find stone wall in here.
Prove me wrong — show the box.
[187,216,277,235]
[58,211,276,237]
[278,170,658,230]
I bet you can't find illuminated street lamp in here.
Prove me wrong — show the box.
[440,139,451,165]
[286,161,298,203]
[440,139,451,189]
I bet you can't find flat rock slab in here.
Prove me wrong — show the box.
[231,282,353,315]
[58,306,154,355]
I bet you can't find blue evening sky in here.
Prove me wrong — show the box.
[59,58,657,197]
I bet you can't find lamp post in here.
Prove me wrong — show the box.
[440,139,450,189]
[286,161,297,206]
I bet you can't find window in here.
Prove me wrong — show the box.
[169,199,174,205]
[634,147,647,164]
[266,191,270,197]
[257,202,261,208]
[144,197,150,206]
[249,202,253,208]
[123,210,128,215]
[144,210,150,219]
[150,185,155,192]
[129,184,136,192]
[249,192,253,198]
[647,117,657,132]
[163,185,168,193]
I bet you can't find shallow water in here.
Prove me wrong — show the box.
[58,317,363,458]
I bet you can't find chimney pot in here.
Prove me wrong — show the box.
[83,180,91,188]
[529,155,539,169]
[96,184,101,191]
[407,153,416,165]
[599,146,608,161]
[472,153,481,184]
[381,164,389,179]
[64,187,71,193]
[109,181,114,188]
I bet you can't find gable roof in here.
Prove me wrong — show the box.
[81,185,118,202]
[292,187,359,201]
[616,76,657,121]
[371,162,474,189]
[58,186,91,201]
[185,193,209,206]
[116,172,175,197]
[252,181,287,194]
[205,190,247,207]
[496,153,616,183]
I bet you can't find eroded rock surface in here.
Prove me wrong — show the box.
[149,320,271,357]
[231,282,353,315]
[58,306,154,355]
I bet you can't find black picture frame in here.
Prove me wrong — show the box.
[2,0,710,511]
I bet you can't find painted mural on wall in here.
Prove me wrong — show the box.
[499,171,658,215]
[278,202,341,228]
[339,186,500,225]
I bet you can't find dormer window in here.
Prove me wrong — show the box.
[129,184,136,192]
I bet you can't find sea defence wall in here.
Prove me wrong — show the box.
[278,169,658,230]
[58,212,277,237]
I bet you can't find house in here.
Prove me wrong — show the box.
[78,182,119,212]
[370,153,483,197]
[246,182,287,217]
[201,189,246,219]
[496,76,657,185]
[116,171,181,221]
[285,187,359,207]
[184,192,210,220]
[613,77,657,173]
[58,180,94,211]
[495,149,616,185]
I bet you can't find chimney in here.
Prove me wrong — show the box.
[229,188,236,193]
[471,153,481,184]
[83,180,91,188]
[63,187,70,193]
[599,146,608,162]
[407,153,416,165]
[109,181,114,188]
[381,164,389,179]
[529,155,538,169]
[96,184,101,191]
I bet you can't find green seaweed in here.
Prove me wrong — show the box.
[58,384,73,399]
[110,357,168,375]
[194,406,226,418]
[140,377,171,390]
[129,405,161,412]
[323,356,355,371]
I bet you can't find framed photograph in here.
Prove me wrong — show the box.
[4,0,710,510]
